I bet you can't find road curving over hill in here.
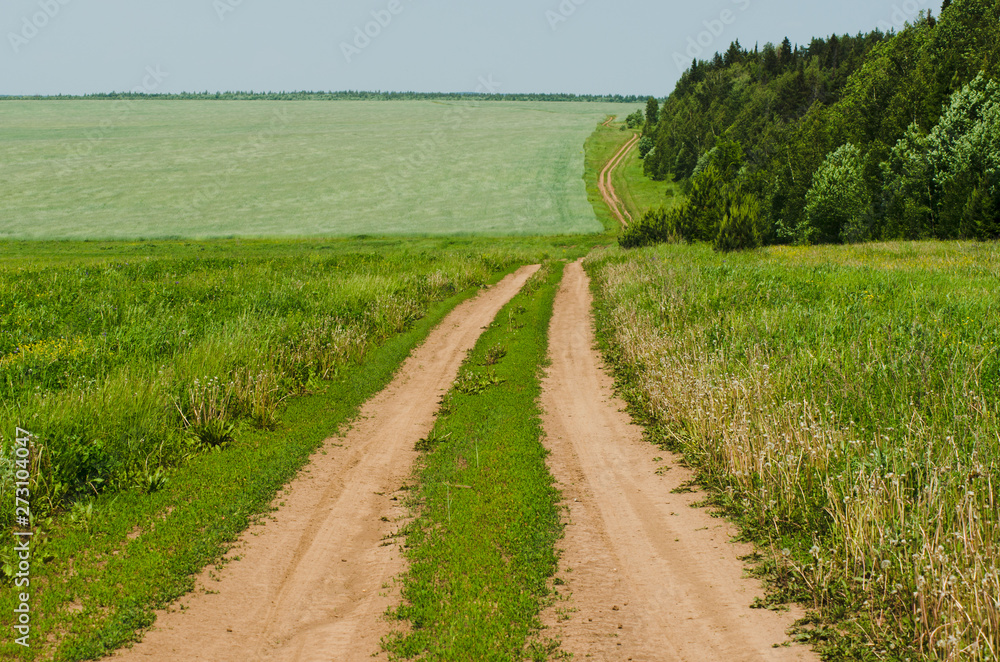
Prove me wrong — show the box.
[599,132,639,227]
[113,265,540,662]
[539,260,819,661]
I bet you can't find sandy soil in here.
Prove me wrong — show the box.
[112,265,540,662]
[539,260,819,662]
[598,133,639,227]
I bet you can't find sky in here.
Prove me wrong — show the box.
[1,0,938,97]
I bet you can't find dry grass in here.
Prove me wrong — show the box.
[586,240,1000,660]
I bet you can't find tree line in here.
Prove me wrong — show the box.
[623,0,1000,250]
[2,91,647,103]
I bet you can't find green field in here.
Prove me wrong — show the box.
[0,101,623,240]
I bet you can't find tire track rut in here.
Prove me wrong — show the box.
[539,260,818,661]
[599,133,639,227]
[113,265,540,662]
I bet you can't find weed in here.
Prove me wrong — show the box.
[453,369,505,395]
[187,419,236,452]
[414,431,452,453]
[483,344,508,366]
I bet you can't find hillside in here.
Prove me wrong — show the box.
[629,0,1000,249]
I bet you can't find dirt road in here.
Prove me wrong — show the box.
[114,265,539,662]
[599,133,639,227]
[540,260,818,661]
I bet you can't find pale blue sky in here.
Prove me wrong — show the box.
[1,0,936,96]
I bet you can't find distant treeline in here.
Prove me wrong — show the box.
[1,91,647,103]
[624,0,1000,250]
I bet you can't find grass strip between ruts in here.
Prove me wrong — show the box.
[0,269,519,662]
[385,262,565,661]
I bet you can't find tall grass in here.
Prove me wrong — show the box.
[0,240,545,531]
[586,241,1000,660]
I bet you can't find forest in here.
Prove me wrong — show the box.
[625,0,1000,250]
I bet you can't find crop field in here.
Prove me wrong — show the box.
[587,241,1000,659]
[0,101,623,240]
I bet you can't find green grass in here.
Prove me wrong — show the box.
[0,101,625,239]
[582,120,638,233]
[611,139,680,219]
[0,237,591,660]
[586,241,1000,661]
[384,262,564,660]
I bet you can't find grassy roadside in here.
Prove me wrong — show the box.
[583,123,635,234]
[384,262,565,661]
[611,142,679,220]
[585,242,1000,661]
[0,278,506,661]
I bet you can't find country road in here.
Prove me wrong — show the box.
[599,132,640,226]
[539,260,818,661]
[112,266,539,662]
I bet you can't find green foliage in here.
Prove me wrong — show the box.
[453,368,505,395]
[187,419,235,452]
[803,143,872,244]
[624,109,645,129]
[639,0,1000,246]
[637,135,654,159]
[882,73,1000,239]
[643,96,660,135]
[618,207,679,249]
[483,344,508,366]
[714,193,764,252]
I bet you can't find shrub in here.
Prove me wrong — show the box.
[619,207,679,249]
[638,136,655,159]
[714,193,764,252]
[803,143,871,244]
